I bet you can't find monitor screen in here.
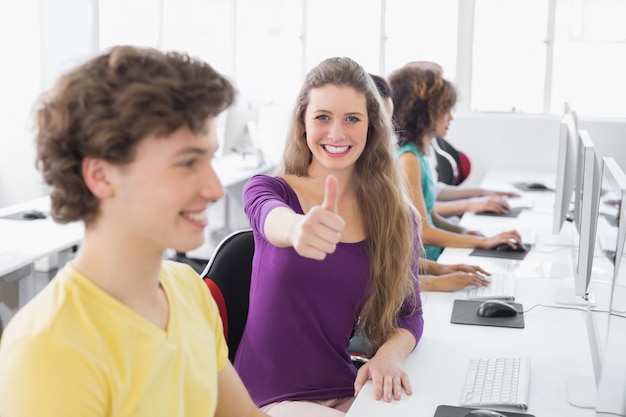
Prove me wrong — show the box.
[553,111,579,234]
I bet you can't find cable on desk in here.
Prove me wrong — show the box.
[520,303,626,319]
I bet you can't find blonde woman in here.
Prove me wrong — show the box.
[236,57,423,416]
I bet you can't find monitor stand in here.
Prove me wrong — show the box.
[567,375,597,409]
[554,287,596,307]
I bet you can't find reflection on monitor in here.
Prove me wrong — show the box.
[568,158,626,413]
[553,111,579,234]
[595,158,626,416]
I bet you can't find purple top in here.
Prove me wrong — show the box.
[235,174,424,407]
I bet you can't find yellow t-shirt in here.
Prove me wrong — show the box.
[0,261,228,417]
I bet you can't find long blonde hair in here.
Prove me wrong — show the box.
[279,57,419,350]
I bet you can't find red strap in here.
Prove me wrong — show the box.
[203,278,228,341]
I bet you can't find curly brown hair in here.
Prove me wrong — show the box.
[279,57,419,351]
[388,61,457,148]
[35,45,235,225]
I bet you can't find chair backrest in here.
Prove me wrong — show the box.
[200,229,254,363]
[433,136,471,185]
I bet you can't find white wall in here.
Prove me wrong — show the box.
[0,1,43,209]
[446,113,626,188]
[0,0,98,209]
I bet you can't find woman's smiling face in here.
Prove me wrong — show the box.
[304,84,369,175]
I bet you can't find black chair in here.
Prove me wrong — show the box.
[200,228,372,366]
[433,136,472,186]
[200,229,254,363]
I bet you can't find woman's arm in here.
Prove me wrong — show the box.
[431,211,476,234]
[437,186,519,201]
[426,260,490,276]
[244,175,345,260]
[263,176,344,260]
[434,196,511,217]
[420,272,489,292]
[353,329,416,402]
[399,153,522,249]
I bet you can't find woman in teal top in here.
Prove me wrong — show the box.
[397,141,442,260]
[390,61,523,260]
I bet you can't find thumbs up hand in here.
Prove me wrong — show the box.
[289,175,345,260]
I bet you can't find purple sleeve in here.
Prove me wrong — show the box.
[396,209,424,347]
[243,175,297,238]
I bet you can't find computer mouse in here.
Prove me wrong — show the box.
[477,300,518,318]
[526,182,549,190]
[465,410,507,417]
[22,209,47,220]
[494,242,527,253]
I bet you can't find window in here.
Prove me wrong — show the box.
[471,0,548,113]
[96,0,626,118]
[384,0,458,79]
[550,0,626,117]
[235,0,302,106]
[305,0,382,73]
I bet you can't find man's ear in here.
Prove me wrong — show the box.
[82,157,115,199]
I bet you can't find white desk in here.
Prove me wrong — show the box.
[0,196,84,319]
[346,168,598,417]
[0,196,84,275]
[347,279,596,417]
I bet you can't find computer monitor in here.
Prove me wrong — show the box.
[594,158,626,416]
[572,130,604,298]
[552,111,579,234]
[568,157,626,411]
[214,104,260,161]
[554,129,602,306]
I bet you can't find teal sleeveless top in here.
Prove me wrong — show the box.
[398,142,444,260]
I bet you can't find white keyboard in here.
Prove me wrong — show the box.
[480,259,519,274]
[460,357,530,411]
[468,274,516,301]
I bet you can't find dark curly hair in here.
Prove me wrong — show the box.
[369,73,392,99]
[388,61,457,148]
[35,45,235,225]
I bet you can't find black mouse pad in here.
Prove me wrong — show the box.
[434,405,534,417]
[512,182,553,192]
[469,245,530,261]
[451,300,524,328]
[475,207,523,218]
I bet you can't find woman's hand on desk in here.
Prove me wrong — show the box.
[354,330,415,402]
[436,263,490,276]
[421,271,490,292]
[477,230,523,249]
[466,196,511,214]
[481,189,521,198]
